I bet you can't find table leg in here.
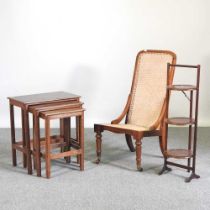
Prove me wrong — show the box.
[32,117,36,170]
[76,116,80,164]
[10,104,17,166]
[79,114,84,171]
[23,110,32,175]
[21,110,27,168]
[33,114,41,177]
[45,119,51,178]
[60,119,64,153]
[64,118,71,163]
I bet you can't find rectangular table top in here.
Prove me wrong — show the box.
[8,91,80,106]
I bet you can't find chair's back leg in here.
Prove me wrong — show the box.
[125,134,135,152]
[159,136,165,155]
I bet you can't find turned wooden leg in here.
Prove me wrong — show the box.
[45,119,51,179]
[125,134,135,152]
[79,114,84,171]
[135,136,143,171]
[95,131,102,164]
[10,104,17,166]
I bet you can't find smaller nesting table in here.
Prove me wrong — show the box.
[30,101,85,178]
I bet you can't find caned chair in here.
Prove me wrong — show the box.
[94,50,176,171]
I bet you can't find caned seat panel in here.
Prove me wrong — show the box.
[102,123,150,132]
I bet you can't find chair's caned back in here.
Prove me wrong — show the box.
[127,50,176,128]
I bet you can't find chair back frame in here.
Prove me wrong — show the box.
[125,50,177,132]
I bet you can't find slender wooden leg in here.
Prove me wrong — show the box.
[34,115,41,177]
[135,136,143,171]
[187,125,193,172]
[125,134,135,152]
[68,117,71,163]
[45,119,51,179]
[188,91,193,172]
[79,114,84,171]
[76,116,80,164]
[187,125,192,172]
[95,131,102,164]
[32,116,36,170]
[10,104,17,166]
[21,109,27,168]
[23,110,32,175]
[64,118,71,163]
[186,128,200,183]
[60,119,64,153]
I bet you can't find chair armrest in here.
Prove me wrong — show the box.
[111,94,131,124]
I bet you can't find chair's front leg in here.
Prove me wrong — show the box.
[134,133,143,171]
[95,131,102,164]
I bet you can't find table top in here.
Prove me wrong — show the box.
[8,91,80,106]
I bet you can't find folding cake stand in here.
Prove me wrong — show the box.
[159,64,201,182]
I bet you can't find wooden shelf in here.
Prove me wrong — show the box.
[167,85,197,91]
[165,117,195,125]
[164,149,193,159]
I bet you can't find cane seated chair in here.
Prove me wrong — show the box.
[94,50,176,171]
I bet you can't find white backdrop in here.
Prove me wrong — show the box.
[0,0,210,127]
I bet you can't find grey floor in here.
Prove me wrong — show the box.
[0,128,210,210]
